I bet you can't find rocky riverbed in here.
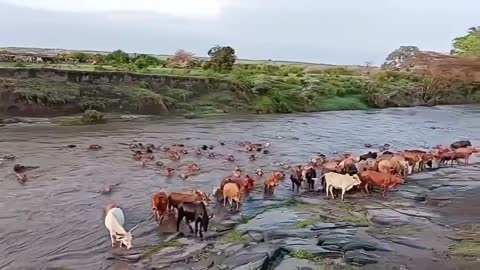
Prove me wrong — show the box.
[109,162,480,270]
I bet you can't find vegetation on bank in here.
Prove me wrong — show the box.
[60,110,106,126]
[1,28,479,116]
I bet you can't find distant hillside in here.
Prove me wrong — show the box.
[0,46,378,69]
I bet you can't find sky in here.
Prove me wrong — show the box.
[0,0,478,65]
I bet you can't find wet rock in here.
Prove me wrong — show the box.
[344,250,379,265]
[237,209,299,232]
[341,241,379,252]
[280,238,343,258]
[322,245,342,251]
[317,234,353,246]
[221,246,271,270]
[368,209,409,226]
[388,236,430,250]
[275,256,320,270]
[150,241,207,265]
[245,232,265,242]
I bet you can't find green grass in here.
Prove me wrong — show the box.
[220,230,248,244]
[290,250,322,262]
[143,240,178,258]
[289,219,323,229]
[450,241,480,257]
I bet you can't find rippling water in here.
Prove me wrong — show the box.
[1,105,479,269]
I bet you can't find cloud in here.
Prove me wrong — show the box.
[0,0,224,18]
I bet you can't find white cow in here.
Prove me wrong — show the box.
[323,172,362,201]
[104,206,139,249]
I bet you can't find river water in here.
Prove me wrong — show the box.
[1,105,479,270]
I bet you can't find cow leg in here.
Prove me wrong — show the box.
[110,233,116,247]
[186,220,194,233]
[382,189,387,199]
[223,195,227,207]
[341,188,345,201]
[176,215,182,232]
[325,184,329,198]
[291,181,294,192]
[364,184,369,194]
[330,186,335,200]
[194,221,199,236]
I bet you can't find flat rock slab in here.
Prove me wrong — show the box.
[275,256,322,270]
[344,250,380,265]
[237,208,299,232]
[150,242,208,265]
[368,209,410,226]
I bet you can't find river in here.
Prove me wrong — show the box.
[1,105,479,270]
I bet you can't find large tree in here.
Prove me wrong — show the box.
[452,27,480,57]
[169,50,194,67]
[207,46,237,71]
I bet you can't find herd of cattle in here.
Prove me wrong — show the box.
[103,139,478,250]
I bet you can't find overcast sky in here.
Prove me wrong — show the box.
[0,0,478,65]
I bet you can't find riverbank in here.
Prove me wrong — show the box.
[0,66,479,118]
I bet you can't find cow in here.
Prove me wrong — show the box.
[151,192,168,224]
[168,190,210,211]
[220,176,255,191]
[454,147,478,164]
[302,166,317,190]
[223,183,242,210]
[264,172,282,194]
[176,201,213,238]
[344,163,358,176]
[290,166,303,192]
[104,206,139,249]
[359,152,377,161]
[339,157,356,172]
[358,171,405,198]
[322,172,362,201]
[450,140,472,149]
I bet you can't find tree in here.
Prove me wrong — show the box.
[107,50,130,65]
[207,46,237,71]
[169,50,194,67]
[133,58,149,70]
[452,27,480,57]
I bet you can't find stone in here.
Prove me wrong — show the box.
[150,242,208,265]
[275,256,321,270]
[223,251,268,270]
[368,209,410,226]
[237,209,299,232]
[344,250,380,265]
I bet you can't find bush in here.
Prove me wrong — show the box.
[81,109,106,124]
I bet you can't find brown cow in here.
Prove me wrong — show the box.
[220,176,255,191]
[454,147,478,164]
[223,183,242,210]
[151,192,168,224]
[401,151,421,172]
[264,172,282,193]
[359,171,405,198]
[168,190,210,211]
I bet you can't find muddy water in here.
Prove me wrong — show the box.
[0,105,479,270]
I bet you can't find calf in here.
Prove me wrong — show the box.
[168,190,210,211]
[151,192,168,224]
[323,172,362,201]
[290,166,303,192]
[176,202,213,238]
[223,183,242,210]
[104,206,139,249]
[359,171,404,198]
